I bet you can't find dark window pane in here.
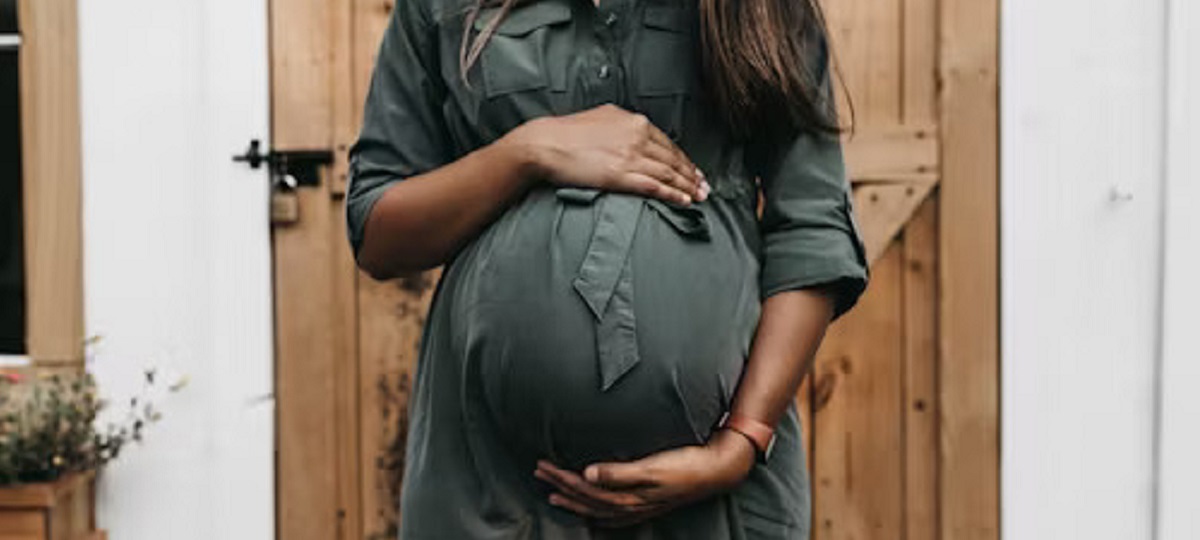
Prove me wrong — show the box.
[0,0,13,34]
[1,44,25,354]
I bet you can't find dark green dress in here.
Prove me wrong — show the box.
[345,0,869,537]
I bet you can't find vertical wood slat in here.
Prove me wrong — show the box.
[357,272,438,538]
[797,378,814,474]
[330,0,364,538]
[0,472,100,540]
[901,0,938,124]
[346,2,426,537]
[270,0,361,538]
[271,139,343,539]
[903,197,940,540]
[813,244,906,540]
[937,0,1000,536]
[18,0,84,365]
[820,0,904,127]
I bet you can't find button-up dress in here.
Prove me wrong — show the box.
[345,0,869,537]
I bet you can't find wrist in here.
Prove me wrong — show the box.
[710,428,756,484]
[498,116,554,184]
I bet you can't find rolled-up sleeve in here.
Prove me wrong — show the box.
[748,39,869,320]
[345,0,453,259]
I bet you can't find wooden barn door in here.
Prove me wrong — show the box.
[806,0,999,539]
[268,0,437,537]
[267,0,999,538]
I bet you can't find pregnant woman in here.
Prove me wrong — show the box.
[345,0,868,537]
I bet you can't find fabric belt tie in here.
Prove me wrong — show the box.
[555,187,711,391]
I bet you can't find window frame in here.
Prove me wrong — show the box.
[11,0,84,368]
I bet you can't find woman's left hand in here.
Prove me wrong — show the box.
[534,428,757,528]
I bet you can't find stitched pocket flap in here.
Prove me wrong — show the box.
[642,5,688,32]
[474,2,572,35]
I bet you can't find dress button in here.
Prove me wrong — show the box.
[598,64,611,79]
[604,12,618,26]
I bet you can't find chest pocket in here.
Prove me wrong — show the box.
[473,2,573,98]
[634,5,699,139]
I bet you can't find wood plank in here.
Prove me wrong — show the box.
[329,0,354,198]
[0,510,45,539]
[333,211,361,540]
[348,2,429,536]
[271,0,334,150]
[903,196,940,540]
[937,0,1000,536]
[820,0,904,127]
[0,484,55,510]
[357,270,439,538]
[270,0,351,538]
[812,243,905,540]
[796,377,814,474]
[902,0,939,124]
[75,533,106,540]
[48,475,89,540]
[272,183,345,540]
[843,125,939,182]
[353,0,394,123]
[18,0,84,365]
[865,0,904,126]
[852,183,936,265]
[329,0,364,537]
[0,472,93,509]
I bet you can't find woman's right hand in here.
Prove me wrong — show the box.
[505,103,710,205]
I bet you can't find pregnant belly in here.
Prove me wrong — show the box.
[450,187,762,470]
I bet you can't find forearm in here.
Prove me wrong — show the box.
[355,126,542,279]
[729,287,836,429]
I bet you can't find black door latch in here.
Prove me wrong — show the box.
[233,139,334,188]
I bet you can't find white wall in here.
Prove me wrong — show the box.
[1003,0,1200,538]
[1002,0,1167,538]
[1156,0,1200,536]
[78,0,274,538]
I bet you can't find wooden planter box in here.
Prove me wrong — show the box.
[0,471,106,540]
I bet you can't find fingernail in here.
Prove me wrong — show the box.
[584,466,599,483]
[701,180,711,197]
[548,494,562,506]
[695,166,705,179]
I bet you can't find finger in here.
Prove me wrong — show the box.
[535,468,616,511]
[584,461,657,491]
[537,461,647,509]
[548,492,620,519]
[641,135,702,189]
[637,145,704,199]
[644,124,707,188]
[594,503,672,529]
[629,157,699,202]
[619,172,693,206]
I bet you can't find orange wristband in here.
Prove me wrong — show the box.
[717,412,776,462]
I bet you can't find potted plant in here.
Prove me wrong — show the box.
[0,363,183,539]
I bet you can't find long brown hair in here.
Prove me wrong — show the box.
[458,0,847,142]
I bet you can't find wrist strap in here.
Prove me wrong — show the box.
[718,412,775,455]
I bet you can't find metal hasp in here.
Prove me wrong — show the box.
[233,139,334,187]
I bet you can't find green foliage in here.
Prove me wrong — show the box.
[0,368,180,486]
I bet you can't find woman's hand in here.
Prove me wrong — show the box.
[534,429,756,528]
[507,103,711,205]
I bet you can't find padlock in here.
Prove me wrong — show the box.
[271,174,301,225]
[271,190,300,225]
